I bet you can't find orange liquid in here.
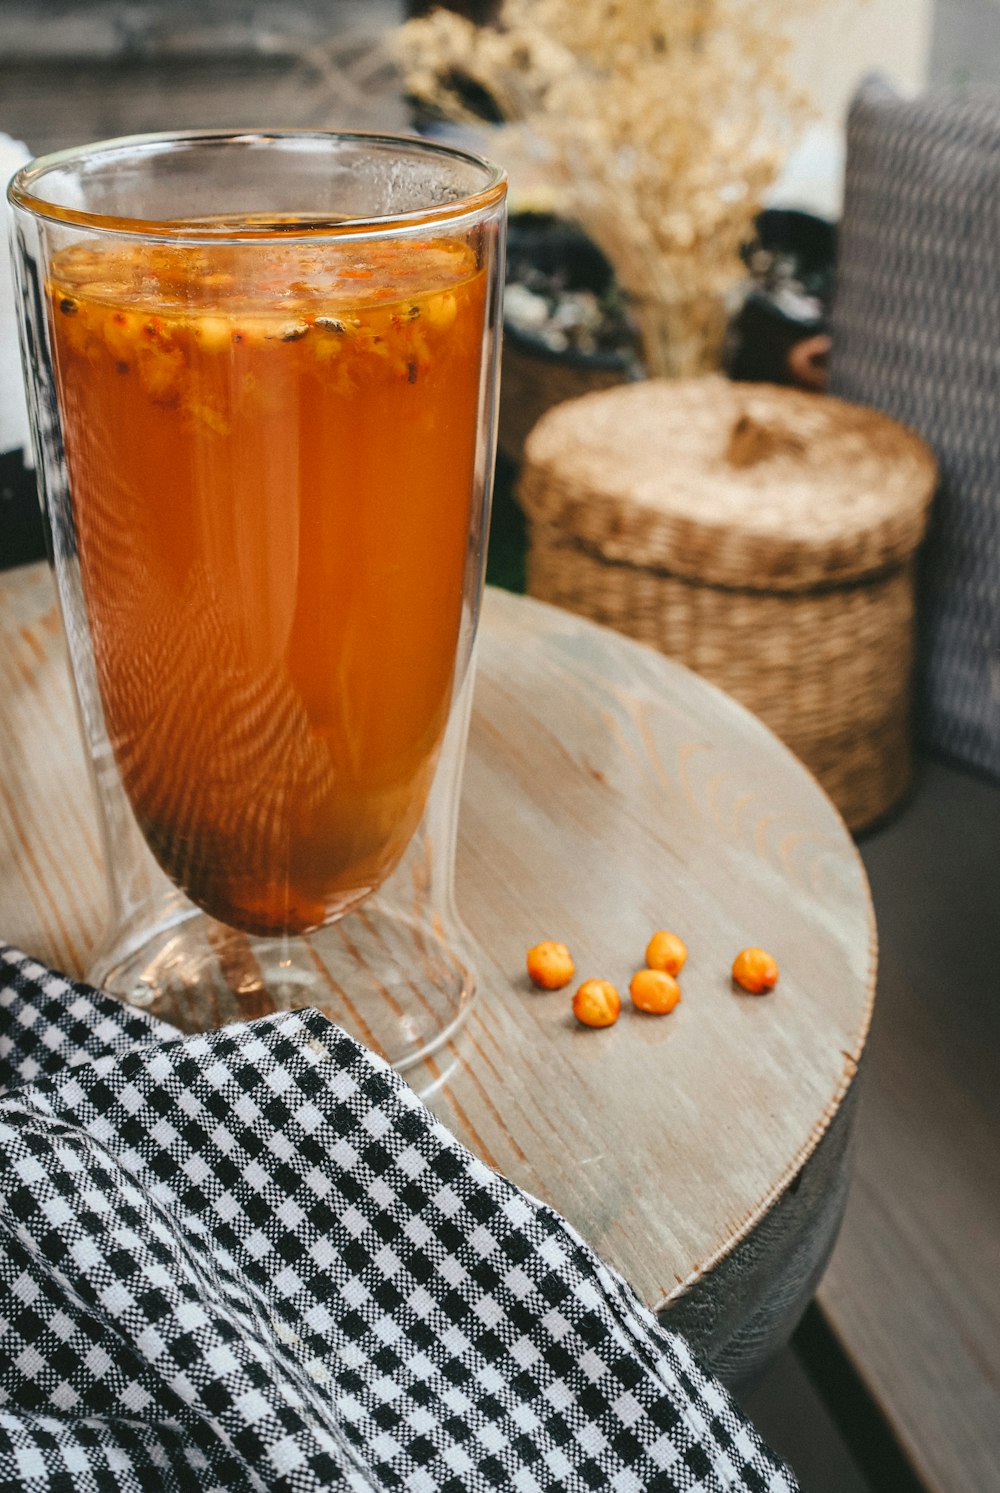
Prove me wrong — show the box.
[49,234,487,935]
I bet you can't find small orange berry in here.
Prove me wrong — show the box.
[572,979,621,1028]
[526,940,575,990]
[732,947,779,994]
[645,930,688,977]
[630,968,682,1015]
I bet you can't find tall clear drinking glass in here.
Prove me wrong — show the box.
[9,131,506,1074]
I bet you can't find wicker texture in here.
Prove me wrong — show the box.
[519,379,937,829]
[498,335,629,461]
[830,79,1000,778]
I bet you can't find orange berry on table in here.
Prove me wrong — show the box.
[572,979,621,1028]
[645,930,688,977]
[526,940,575,990]
[630,968,682,1015]
[732,947,779,994]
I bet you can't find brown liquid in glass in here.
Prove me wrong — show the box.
[49,233,487,935]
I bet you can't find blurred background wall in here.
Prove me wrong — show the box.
[0,0,981,179]
[0,1,407,155]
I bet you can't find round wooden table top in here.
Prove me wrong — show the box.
[0,561,875,1333]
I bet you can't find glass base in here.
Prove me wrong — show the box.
[89,901,477,1079]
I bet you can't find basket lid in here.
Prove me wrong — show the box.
[518,377,938,591]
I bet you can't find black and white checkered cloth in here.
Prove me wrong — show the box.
[0,944,796,1492]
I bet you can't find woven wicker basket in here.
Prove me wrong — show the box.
[499,331,629,463]
[518,378,938,830]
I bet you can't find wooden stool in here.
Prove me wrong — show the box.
[0,563,874,1386]
[518,377,937,830]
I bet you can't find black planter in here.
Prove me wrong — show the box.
[0,449,45,571]
[500,213,637,459]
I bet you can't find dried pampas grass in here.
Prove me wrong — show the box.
[396,0,817,376]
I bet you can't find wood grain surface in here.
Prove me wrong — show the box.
[0,561,874,1345]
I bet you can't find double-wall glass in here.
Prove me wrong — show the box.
[9,130,506,1074]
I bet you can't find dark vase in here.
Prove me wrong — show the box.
[0,448,45,571]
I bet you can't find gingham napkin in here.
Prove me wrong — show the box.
[0,944,796,1492]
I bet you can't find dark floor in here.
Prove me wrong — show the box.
[742,1336,872,1493]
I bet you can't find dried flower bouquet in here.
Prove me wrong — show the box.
[396,0,815,376]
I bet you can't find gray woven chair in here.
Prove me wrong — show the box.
[830,76,1000,779]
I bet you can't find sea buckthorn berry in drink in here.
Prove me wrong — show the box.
[630,968,682,1015]
[645,930,688,977]
[572,979,621,1029]
[526,940,575,991]
[732,947,779,994]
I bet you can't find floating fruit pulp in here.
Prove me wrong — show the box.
[48,232,488,935]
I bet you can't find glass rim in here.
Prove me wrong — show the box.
[7,128,508,242]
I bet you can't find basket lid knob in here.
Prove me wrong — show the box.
[724,411,807,469]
